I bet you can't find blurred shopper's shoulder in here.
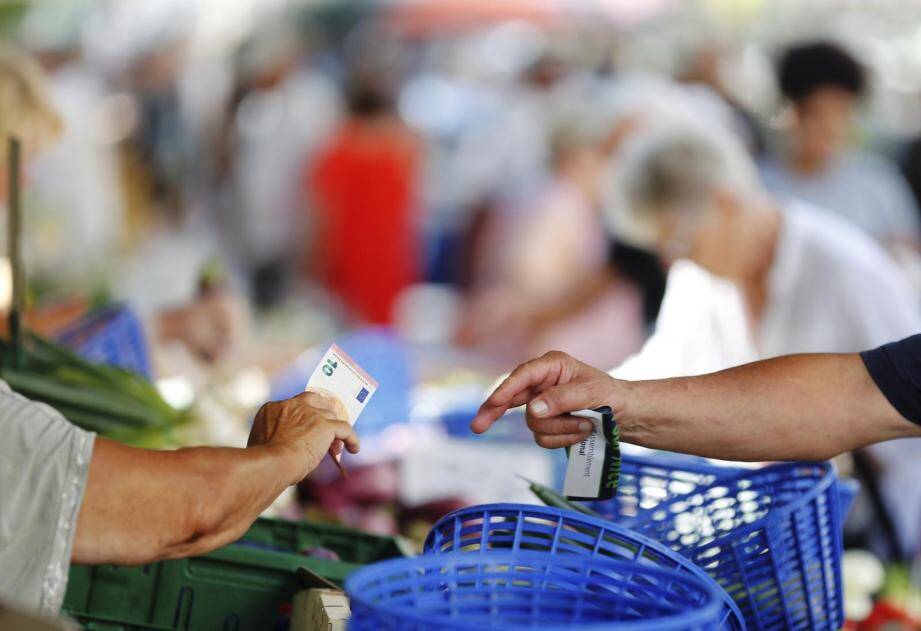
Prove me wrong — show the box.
[757,199,920,356]
[0,380,95,617]
[761,149,920,242]
[783,198,911,279]
[780,199,920,339]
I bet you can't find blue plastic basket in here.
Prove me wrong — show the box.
[586,452,732,527]
[345,551,727,630]
[423,503,745,630]
[57,305,152,378]
[587,452,859,525]
[626,461,843,631]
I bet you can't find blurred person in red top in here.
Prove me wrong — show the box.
[306,76,420,325]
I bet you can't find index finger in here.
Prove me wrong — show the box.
[470,356,564,434]
[330,420,360,454]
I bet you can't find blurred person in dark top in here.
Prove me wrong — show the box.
[761,41,921,250]
[306,75,420,325]
[121,40,192,220]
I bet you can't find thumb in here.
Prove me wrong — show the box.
[529,382,598,419]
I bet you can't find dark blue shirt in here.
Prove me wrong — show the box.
[861,334,921,425]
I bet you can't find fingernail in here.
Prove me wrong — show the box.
[578,421,594,433]
[530,400,549,417]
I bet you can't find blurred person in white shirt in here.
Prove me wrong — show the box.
[760,41,921,254]
[27,45,125,284]
[605,113,921,557]
[221,22,340,278]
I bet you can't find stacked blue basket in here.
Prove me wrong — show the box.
[424,503,745,629]
[626,461,843,630]
[346,456,845,629]
[57,305,152,378]
[345,551,727,630]
[587,452,735,527]
[588,452,858,525]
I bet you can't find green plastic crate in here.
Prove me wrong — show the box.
[238,516,413,562]
[63,517,408,630]
[66,615,171,630]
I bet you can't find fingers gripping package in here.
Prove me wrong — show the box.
[563,407,621,501]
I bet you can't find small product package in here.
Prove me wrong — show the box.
[562,407,621,501]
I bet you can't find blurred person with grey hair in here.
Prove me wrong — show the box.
[607,116,919,377]
[595,114,921,558]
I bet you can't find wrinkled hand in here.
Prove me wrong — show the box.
[248,391,359,484]
[471,351,622,449]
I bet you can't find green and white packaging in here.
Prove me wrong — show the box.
[563,407,621,501]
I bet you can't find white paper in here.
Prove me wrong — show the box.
[563,409,606,499]
[305,343,378,425]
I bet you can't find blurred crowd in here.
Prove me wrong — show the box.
[6,0,921,567]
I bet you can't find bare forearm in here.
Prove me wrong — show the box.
[613,353,919,461]
[74,440,297,565]
[75,391,358,566]
[156,444,298,559]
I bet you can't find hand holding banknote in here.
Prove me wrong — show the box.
[248,391,360,485]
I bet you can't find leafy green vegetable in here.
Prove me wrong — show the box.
[519,476,603,517]
[0,332,188,447]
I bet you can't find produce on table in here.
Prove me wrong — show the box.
[522,476,603,517]
[0,332,188,447]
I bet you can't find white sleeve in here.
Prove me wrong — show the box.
[0,383,95,617]
[610,260,759,380]
[830,235,921,351]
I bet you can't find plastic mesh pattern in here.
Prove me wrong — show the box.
[346,551,726,630]
[424,502,744,630]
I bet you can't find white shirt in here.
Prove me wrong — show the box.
[614,201,920,380]
[611,201,921,554]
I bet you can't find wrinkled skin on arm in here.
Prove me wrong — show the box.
[472,350,921,462]
[73,391,358,565]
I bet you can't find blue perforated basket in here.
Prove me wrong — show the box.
[587,452,859,525]
[627,461,843,631]
[57,305,152,378]
[345,551,726,630]
[423,503,745,630]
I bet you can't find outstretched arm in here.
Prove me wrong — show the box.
[471,351,921,461]
[73,392,358,565]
